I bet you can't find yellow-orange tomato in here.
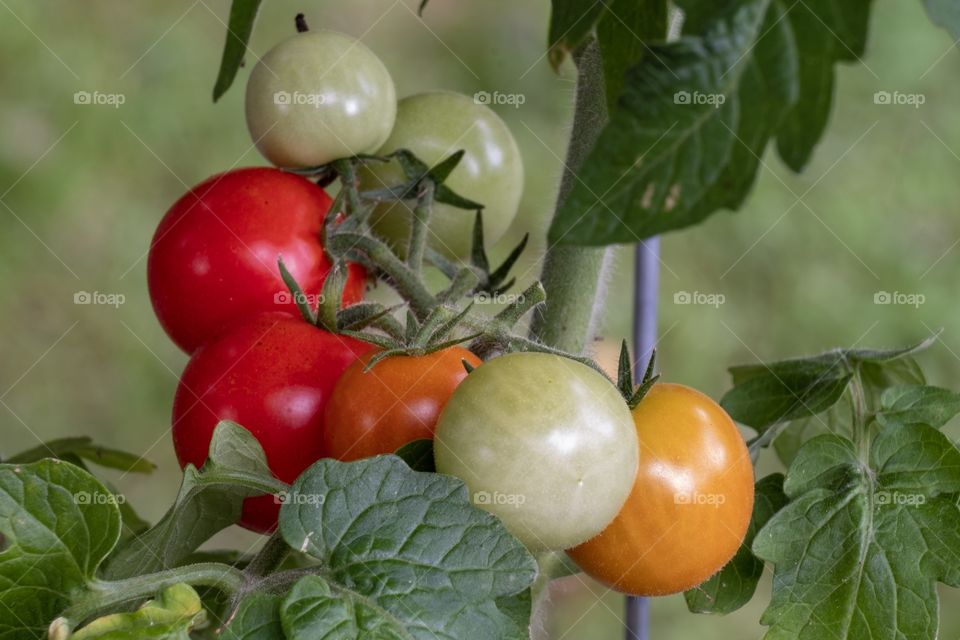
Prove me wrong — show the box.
[568,383,754,596]
[322,347,482,461]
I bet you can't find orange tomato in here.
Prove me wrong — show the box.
[322,347,482,461]
[568,383,754,596]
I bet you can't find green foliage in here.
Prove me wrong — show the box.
[69,584,205,640]
[212,0,263,101]
[547,0,875,246]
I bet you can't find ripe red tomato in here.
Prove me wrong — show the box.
[148,167,365,354]
[322,347,482,461]
[568,383,755,595]
[172,313,371,532]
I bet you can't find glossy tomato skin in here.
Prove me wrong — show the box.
[434,352,638,551]
[360,92,524,260]
[148,167,365,353]
[172,313,371,532]
[246,31,397,168]
[568,383,755,596]
[323,347,482,461]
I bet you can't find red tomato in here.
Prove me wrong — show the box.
[322,347,482,461]
[172,313,371,532]
[148,167,365,353]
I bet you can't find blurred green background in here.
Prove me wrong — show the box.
[1,0,959,637]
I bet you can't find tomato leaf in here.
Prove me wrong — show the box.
[103,421,284,579]
[721,368,851,432]
[685,473,788,614]
[220,594,285,640]
[395,439,436,472]
[278,455,537,639]
[875,385,960,430]
[69,584,205,640]
[597,0,669,107]
[5,437,155,473]
[212,0,263,102]
[754,426,960,639]
[547,0,609,69]
[548,0,876,246]
[0,460,121,638]
[923,0,960,39]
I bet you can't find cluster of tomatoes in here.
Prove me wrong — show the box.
[147,23,755,598]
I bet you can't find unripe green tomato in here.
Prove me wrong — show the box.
[245,31,397,168]
[434,352,638,551]
[360,91,524,260]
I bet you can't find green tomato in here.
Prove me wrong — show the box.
[360,91,524,260]
[434,352,638,551]
[245,31,397,169]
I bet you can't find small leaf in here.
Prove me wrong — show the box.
[876,385,960,430]
[395,439,436,472]
[428,150,466,184]
[721,368,852,432]
[212,0,264,102]
[279,456,537,639]
[7,437,155,473]
[103,422,284,579]
[685,473,788,614]
[0,460,121,637]
[597,0,669,107]
[221,594,285,640]
[547,0,608,69]
[71,584,206,640]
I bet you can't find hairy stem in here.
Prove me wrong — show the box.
[407,183,435,275]
[530,41,611,354]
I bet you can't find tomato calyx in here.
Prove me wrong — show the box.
[617,340,660,409]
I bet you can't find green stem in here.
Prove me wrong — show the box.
[66,563,244,623]
[407,182,435,275]
[850,367,870,463]
[244,532,290,577]
[530,40,612,355]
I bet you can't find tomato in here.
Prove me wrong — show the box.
[568,383,755,596]
[323,347,482,461]
[359,91,524,260]
[172,313,371,532]
[245,31,397,169]
[433,352,638,551]
[148,167,365,354]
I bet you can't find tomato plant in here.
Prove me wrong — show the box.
[171,313,371,532]
[245,29,396,169]
[148,167,365,353]
[322,346,482,461]
[434,352,639,551]
[7,2,960,640]
[360,91,524,259]
[568,383,754,596]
